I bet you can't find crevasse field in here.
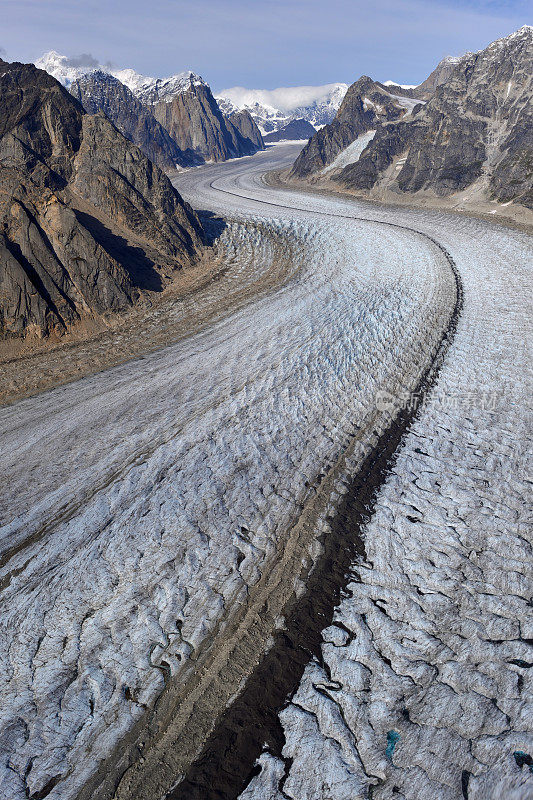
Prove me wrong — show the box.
[0,144,531,800]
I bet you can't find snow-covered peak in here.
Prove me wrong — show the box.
[216,83,348,134]
[110,67,155,95]
[125,71,207,104]
[440,54,470,65]
[504,24,533,39]
[383,80,417,89]
[35,50,206,103]
[484,23,533,52]
[35,50,102,87]
[422,26,532,78]
[217,83,348,115]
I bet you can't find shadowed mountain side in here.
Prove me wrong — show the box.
[0,59,203,339]
[291,76,411,177]
[70,71,203,171]
[264,119,316,143]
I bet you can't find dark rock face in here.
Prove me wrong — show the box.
[70,71,202,171]
[151,79,263,162]
[339,120,417,189]
[490,118,533,208]
[412,55,468,100]
[227,110,265,151]
[339,27,533,208]
[290,77,410,177]
[263,119,316,143]
[0,59,202,339]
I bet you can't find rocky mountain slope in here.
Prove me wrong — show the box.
[263,118,317,142]
[216,83,348,134]
[291,76,417,177]
[0,59,202,340]
[70,71,202,171]
[411,53,469,100]
[149,75,264,161]
[37,52,264,163]
[379,55,470,103]
[338,26,533,210]
[227,110,265,151]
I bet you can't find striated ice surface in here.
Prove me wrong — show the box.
[236,146,533,800]
[0,148,456,799]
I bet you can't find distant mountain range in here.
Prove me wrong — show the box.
[36,51,265,165]
[214,59,470,141]
[35,51,204,101]
[213,60,467,138]
[36,51,466,153]
[263,119,317,143]
[216,83,348,134]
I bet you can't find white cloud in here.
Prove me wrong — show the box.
[60,52,99,69]
[218,84,347,114]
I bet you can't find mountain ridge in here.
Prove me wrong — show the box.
[288,26,533,217]
[0,58,202,340]
[216,83,348,134]
[69,71,202,171]
[290,76,419,177]
[338,25,533,210]
[36,51,264,163]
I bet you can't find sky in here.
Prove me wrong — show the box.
[0,0,530,91]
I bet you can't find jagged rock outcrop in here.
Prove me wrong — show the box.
[490,115,533,207]
[335,120,418,189]
[69,71,202,171]
[36,54,264,165]
[149,76,263,162]
[412,54,469,100]
[227,110,265,151]
[339,26,533,208]
[290,76,412,177]
[0,59,202,339]
[263,118,316,143]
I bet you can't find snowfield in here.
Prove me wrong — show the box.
[321,131,376,174]
[0,144,530,800]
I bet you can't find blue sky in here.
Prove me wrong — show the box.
[1,0,530,90]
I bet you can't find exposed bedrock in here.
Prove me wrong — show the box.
[339,27,533,208]
[0,59,202,340]
[151,79,263,162]
[227,109,265,152]
[290,76,410,177]
[69,71,203,170]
